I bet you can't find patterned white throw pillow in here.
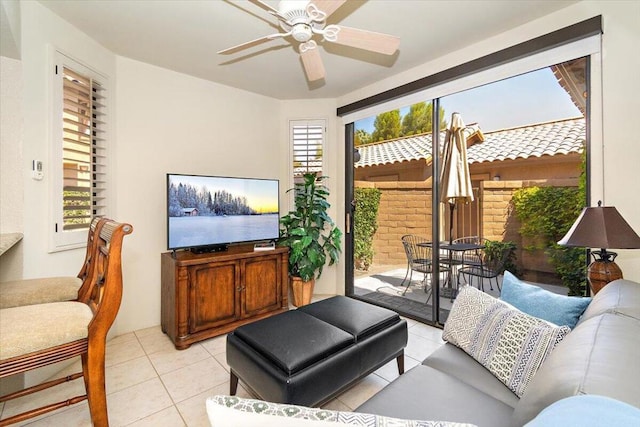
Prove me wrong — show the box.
[206,395,478,427]
[443,286,571,397]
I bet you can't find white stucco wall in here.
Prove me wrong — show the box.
[114,57,285,332]
[280,99,343,296]
[0,55,23,281]
[18,0,116,278]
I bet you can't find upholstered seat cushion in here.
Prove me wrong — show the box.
[297,295,400,341]
[422,343,520,408]
[356,364,514,426]
[233,310,354,375]
[0,301,93,360]
[0,277,81,309]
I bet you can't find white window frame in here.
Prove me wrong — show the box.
[288,118,327,193]
[49,50,109,252]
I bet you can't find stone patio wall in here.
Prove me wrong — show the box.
[482,178,579,283]
[356,178,579,282]
[356,181,433,265]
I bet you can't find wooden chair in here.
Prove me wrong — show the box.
[0,219,132,426]
[400,235,450,298]
[0,217,107,309]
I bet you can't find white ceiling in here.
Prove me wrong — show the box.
[37,0,577,100]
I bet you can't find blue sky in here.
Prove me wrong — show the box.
[355,67,582,134]
[169,175,279,212]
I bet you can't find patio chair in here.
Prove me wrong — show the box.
[456,242,511,293]
[0,219,133,426]
[400,235,450,298]
[0,217,107,309]
[451,236,488,267]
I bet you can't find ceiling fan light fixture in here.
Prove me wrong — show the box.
[291,24,313,42]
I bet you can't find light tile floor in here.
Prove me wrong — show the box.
[0,316,445,427]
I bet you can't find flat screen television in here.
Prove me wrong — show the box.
[167,173,280,252]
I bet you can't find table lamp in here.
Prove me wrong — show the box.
[558,201,640,294]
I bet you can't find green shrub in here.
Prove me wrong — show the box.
[484,240,519,277]
[354,187,381,270]
[511,186,587,295]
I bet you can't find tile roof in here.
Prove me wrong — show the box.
[355,117,585,168]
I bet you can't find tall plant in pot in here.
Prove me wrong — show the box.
[279,173,342,306]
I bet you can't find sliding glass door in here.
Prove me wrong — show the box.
[345,54,592,326]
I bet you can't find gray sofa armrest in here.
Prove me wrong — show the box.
[512,313,640,426]
[578,279,640,323]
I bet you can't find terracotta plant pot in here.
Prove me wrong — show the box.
[291,276,314,307]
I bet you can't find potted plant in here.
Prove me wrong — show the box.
[279,173,342,306]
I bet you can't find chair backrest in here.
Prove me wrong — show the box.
[80,219,133,339]
[76,217,108,301]
[481,244,513,275]
[401,235,431,267]
[452,236,481,245]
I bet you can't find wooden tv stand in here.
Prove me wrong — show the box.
[161,245,289,350]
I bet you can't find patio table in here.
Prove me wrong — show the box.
[417,242,485,299]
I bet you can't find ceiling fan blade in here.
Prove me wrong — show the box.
[217,35,277,55]
[300,45,326,82]
[309,0,347,19]
[248,0,287,20]
[330,25,400,55]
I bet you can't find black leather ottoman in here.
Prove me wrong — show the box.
[226,296,408,406]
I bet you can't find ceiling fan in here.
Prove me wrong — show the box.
[218,0,400,82]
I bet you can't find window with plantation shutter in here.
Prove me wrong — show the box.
[291,120,325,181]
[51,53,108,251]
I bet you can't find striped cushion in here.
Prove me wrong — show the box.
[0,301,93,360]
[0,277,81,309]
[206,395,478,427]
[443,286,570,397]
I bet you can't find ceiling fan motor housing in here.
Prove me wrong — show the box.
[291,24,313,42]
[278,0,324,35]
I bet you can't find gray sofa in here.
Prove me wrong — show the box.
[356,279,640,426]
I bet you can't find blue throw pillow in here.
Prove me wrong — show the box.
[524,395,640,427]
[500,271,591,328]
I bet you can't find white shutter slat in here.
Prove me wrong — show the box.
[61,66,107,231]
[292,123,324,177]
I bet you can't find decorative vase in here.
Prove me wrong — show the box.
[291,276,314,307]
[588,259,622,294]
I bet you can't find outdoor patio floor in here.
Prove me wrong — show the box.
[354,265,567,323]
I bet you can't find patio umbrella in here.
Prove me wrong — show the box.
[440,112,474,244]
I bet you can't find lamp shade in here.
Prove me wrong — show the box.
[558,205,640,249]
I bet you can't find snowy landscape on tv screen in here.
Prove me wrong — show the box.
[167,175,279,249]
